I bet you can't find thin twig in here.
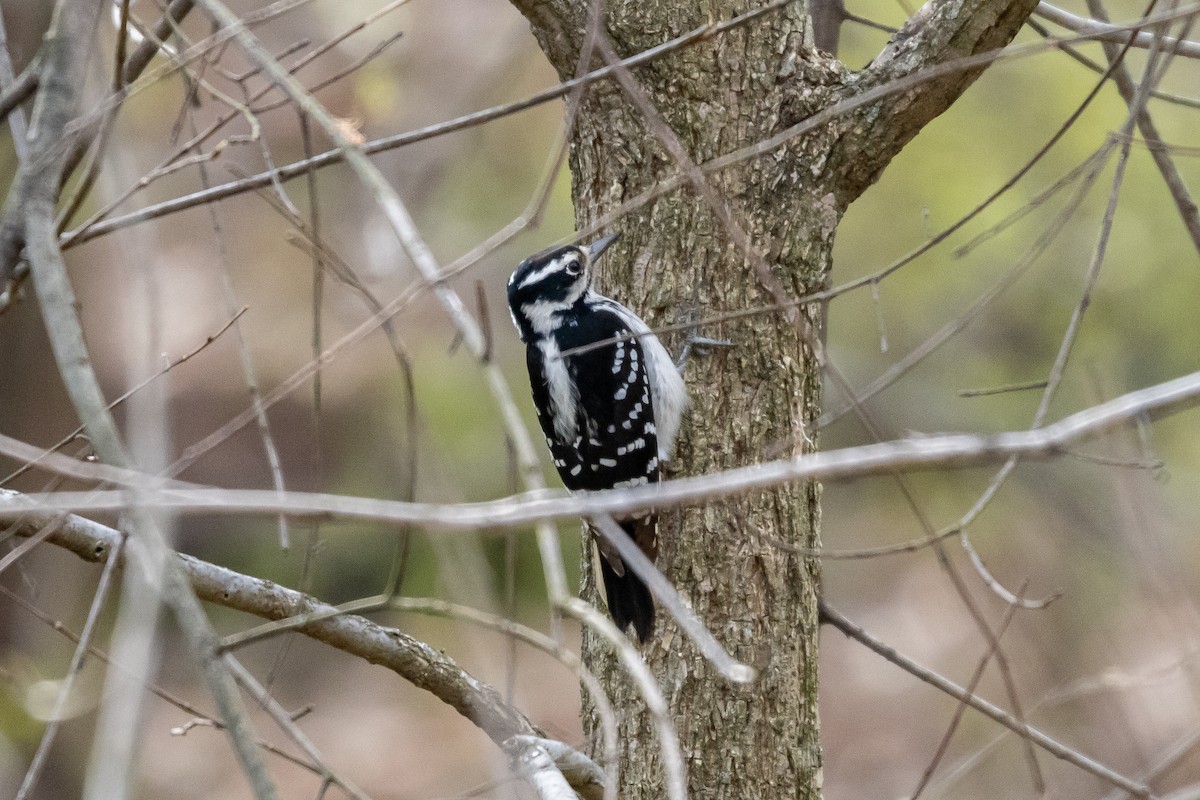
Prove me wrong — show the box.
[15,538,125,799]
[0,585,327,776]
[818,144,1112,428]
[1087,0,1200,253]
[9,368,1200,529]
[958,380,1049,398]
[15,1,276,794]
[820,599,1152,797]
[59,0,797,247]
[908,584,1028,799]
[1026,17,1200,109]
[186,109,292,549]
[189,0,577,636]
[1035,1,1200,57]
[591,515,754,683]
[225,657,373,800]
[560,598,687,800]
[376,596,617,800]
[4,497,543,747]
[60,0,414,251]
[953,6,1164,594]
[2,306,247,487]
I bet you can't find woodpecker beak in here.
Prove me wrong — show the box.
[585,232,621,262]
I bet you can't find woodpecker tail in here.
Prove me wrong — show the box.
[595,517,657,643]
[598,553,655,643]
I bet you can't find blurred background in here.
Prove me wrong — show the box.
[0,0,1199,797]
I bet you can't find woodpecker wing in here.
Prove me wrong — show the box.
[528,306,661,493]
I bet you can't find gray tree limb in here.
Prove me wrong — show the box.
[4,491,616,800]
[833,0,1041,199]
[7,367,1198,533]
[10,1,275,796]
[820,600,1151,797]
[2,489,543,747]
[1035,2,1200,59]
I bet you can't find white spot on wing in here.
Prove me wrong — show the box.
[592,298,688,460]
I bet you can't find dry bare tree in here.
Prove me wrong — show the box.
[1,0,1199,799]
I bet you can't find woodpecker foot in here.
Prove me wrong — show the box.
[676,334,734,371]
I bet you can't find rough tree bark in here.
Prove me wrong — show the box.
[510,0,1037,797]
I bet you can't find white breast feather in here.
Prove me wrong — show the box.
[537,337,579,443]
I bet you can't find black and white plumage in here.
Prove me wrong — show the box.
[507,233,687,642]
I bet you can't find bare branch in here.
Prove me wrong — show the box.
[224,658,373,800]
[7,368,1200,532]
[820,600,1152,797]
[1083,0,1200,253]
[187,0,576,615]
[508,737,589,800]
[591,515,755,683]
[15,537,124,799]
[837,0,1041,199]
[121,0,196,86]
[11,1,274,795]
[507,736,606,800]
[4,495,544,747]
[1035,2,1200,58]
[60,0,793,248]
[559,598,687,800]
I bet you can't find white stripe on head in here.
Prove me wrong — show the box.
[517,253,578,290]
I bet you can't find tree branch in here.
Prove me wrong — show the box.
[820,599,1151,797]
[6,368,1199,531]
[10,1,274,796]
[1083,0,1200,254]
[120,0,196,86]
[1,490,543,746]
[58,0,198,192]
[5,493,620,799]
[59,1,792,250]
[509,736,603,800]
[834,0,1040,200]
[1035,2,1200,58]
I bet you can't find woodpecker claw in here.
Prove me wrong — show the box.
[676,334,735,370]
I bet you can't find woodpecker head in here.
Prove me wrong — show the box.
[507,232,620,340]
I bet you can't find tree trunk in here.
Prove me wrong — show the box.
[511,0,1038,796]
[570,8,830,795]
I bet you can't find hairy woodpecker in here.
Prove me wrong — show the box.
[508,233,688,642]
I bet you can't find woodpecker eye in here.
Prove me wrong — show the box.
[564,257,582,276]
